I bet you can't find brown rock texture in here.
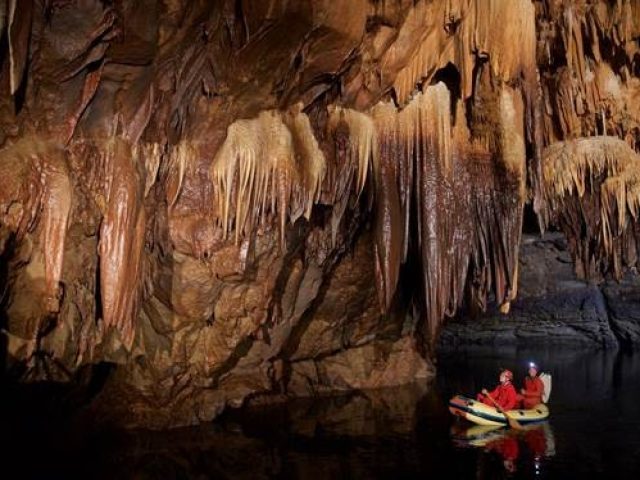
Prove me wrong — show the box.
[438,233,619,349]
[0,1,639,428]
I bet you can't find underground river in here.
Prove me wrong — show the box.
[4,347,639,479]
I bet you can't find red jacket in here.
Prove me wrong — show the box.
[486,436,519,461]
[522,376,544,409]
[479,382,518,411]
[524,427,547,456]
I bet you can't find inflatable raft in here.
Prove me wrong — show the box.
[449,395,549,426]
[450,424,507,448]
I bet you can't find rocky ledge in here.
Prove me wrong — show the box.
[438,233,640,351]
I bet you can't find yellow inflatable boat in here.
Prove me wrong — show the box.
[451,424,507,447]
[449,395,549,426]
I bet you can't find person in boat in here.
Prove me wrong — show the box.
[518,362,545,409]
[477,369,518,411]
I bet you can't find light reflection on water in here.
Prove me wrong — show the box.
[4,348,640,479]
[437,347,640,478]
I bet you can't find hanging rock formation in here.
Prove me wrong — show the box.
[0,0,639,428]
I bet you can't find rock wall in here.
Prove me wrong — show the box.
[0,1,639,428]
[440,232,640,350]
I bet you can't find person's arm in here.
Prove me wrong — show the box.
[488,385,501,399]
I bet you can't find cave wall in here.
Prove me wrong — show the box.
[0,0,639,428]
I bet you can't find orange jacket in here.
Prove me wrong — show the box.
[522,376,544,408]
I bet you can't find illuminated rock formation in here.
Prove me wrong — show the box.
[0,0,639,428]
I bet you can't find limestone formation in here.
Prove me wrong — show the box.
[1,0,639,428]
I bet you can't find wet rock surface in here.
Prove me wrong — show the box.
[439,233,640,350]
[602,276,640,347]
[1,1,640,429]
[82,230,431,429]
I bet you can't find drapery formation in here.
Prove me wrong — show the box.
[537,1,640,280]
[543,137,640,280]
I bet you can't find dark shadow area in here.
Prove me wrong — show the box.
[522,202,540,235]
[3,349,636,479]
[464,56,489,134]
[431,62,462,124]
[0,361,117,480]
[1,231,118,476]
[0,234,15,380]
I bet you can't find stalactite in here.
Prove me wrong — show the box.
[134,142,162,198]
[326,105,377,248]
[525,80,546,225]
[371,102,403,311]
[495,87,526,311]
[6,0,32,95]
[367,84,465,339]
[413,83,467,342]
[3,0,640,424]
[210,107,326,247]
[328,105,376,197]
[211,110,292,246]
[64,63,105,144]
[366,79,526,340]
[544,137,631,201]
[167,141,197,208]
[41,151,72,314]
[0,137,46,241]
[538,1,640,150]
[0,138,72,313]
[282,104,326,221]
[99,137,146,349]
[469,149,523,315]
[392,0,537,105]
[124,87,155,145]
[543,136,640,279]
[370,84,460,323]
[604,173,640,276]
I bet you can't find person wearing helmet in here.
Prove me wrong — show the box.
[477,369,518,411]
[519,362,545,409]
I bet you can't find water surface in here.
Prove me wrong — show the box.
[4,348,640,479]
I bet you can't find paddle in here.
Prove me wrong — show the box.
[483,390,524,430]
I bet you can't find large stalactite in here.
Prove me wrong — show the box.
[0,0,639,428]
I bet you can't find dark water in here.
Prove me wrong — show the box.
[3,348,640,479]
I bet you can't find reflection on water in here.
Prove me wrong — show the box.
[3,349,640,479]
[451,422,556,475]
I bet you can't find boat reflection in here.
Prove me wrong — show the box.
[451,422,555,475]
